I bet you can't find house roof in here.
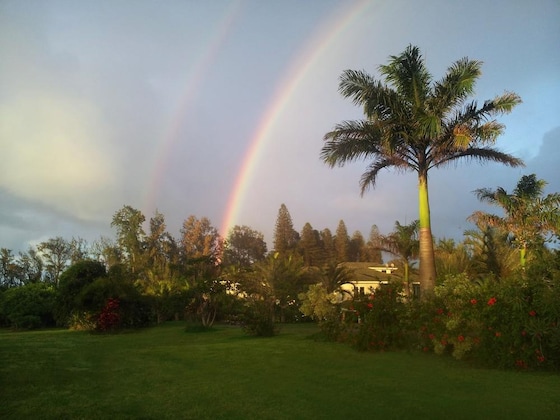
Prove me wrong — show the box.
[340,262,396,282]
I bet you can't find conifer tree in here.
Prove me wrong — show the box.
[273,204,298,254]
[298,222,322,267]
[320,228,335,264]
[334,220,350,262]
[349,230,366,262]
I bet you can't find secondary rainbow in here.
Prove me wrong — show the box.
[219,0,372,238]
[143,1,243,216]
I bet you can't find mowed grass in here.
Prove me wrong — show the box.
[1,323,559,419]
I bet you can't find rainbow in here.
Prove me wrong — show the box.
[219,0,372,238]
[143,1,244,216]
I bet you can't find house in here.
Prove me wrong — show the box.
[338,262,397,299]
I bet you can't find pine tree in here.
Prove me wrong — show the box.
[320,228,335,264]
[273,204,298,254]
[334,220,350,262]
[348,230,366,262]
[365,225,383,263]
[298,222,322,267]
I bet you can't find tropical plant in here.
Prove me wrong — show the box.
[370,221,419,295]
[470,174,560,269]
[321,45,523,295]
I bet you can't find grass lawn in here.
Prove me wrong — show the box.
[1,322,559,419]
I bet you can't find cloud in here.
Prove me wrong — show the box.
[0,93,116,219]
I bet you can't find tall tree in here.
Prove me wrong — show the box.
[17,248,44,284]
[320,228,335,264]
[180,215,222,260]
[69,237,89,265]
[348,230,366,262]
[470,174,560,269]
[37,237,72,286]
[322,45,522,295]
[365,225,383,263]
[223,225,267,268]
[91,236,123,268]
[334,220,350,262]
[111,205,146,273]
[298,223,322,267]
[0,248,19,288]
[273,204,298,254]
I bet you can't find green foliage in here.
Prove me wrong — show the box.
[242,298,279,336]
[0,283,56,329]
[417,273,560,370]
[55,260,107,326]
[353,284,408,351]
[78,274,153,330]
[298,283,338,321]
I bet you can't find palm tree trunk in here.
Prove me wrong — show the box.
[520,244,527,270]
[418,173,437,296]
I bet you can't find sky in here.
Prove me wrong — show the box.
[1,0,559,254]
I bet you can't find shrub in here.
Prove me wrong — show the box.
[55,260,107,326]
[428,273,560,370]
[0,283,56,330]
[242,298,279,337]
[96,298,121,332]
[352,284,408,351]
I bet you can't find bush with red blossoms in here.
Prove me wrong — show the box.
[419,273,560,370]
[96,298,121,332]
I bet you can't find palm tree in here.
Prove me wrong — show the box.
[469,174,560,269]
[370,221,419,296]
[321,45,523,295]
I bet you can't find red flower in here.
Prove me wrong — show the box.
[458,335,465,342]
[495,331,501,337]
[521,330,527,336]
[428,333,435,340]
[487,297,497,306]
[367,303,373,309]
[529,310,536,317]
[436,308,444,315]
[470,298,477,305]
[515,359,527,369]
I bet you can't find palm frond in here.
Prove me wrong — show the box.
[430,147,524,170]
[431,57,482,114]
[359,155,413,195]
[321,120,383,167]
[379,45,431,107]
[338,69,377,106]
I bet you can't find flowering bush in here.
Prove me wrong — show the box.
[426,274,560,370]
[308,269,559,372]
[96,298,121,332]
[352,284,408,352]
